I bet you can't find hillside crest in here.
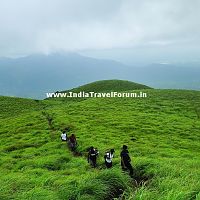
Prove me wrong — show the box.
[62,79,151,93]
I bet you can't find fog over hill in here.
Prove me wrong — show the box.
[0,53,200,99]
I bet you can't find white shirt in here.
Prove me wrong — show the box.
[105,152,114,163]
[61,133,67,141]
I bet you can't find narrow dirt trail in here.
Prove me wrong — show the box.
[41,110,151,199]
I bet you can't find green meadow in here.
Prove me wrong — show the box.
[0,80,200,200]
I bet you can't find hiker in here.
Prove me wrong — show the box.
[68,134,77,151]
[88,146,99,168]
[120,145,133,177]
[60,130,68,141]
[104,149,115,168]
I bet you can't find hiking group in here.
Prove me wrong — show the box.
[61,130,134,177]
[61,130,77,151]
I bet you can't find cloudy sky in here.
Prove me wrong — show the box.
[0,0,200,63]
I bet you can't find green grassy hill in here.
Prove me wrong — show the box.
[0,83,200,199]
[62,79,151,93]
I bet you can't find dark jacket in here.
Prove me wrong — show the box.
[88,148,98,161]
[120,150,131,165]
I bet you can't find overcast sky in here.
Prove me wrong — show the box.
[0,0,200,62]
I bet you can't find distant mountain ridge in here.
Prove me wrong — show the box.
[0,53,128,99]
[0,53,199,99]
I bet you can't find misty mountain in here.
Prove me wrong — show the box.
[125,62,200,91]
[0,53,128,99]
[0,53,199,99]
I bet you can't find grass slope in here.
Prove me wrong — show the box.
[0,88,200,200]
[62,79,151,93]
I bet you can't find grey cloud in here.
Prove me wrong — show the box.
[0,0,199,57]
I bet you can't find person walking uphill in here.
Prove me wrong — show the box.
[88,146,99,168]
[68,134,77,151]
[120,145,133,177]
[104,149,115,168]
[60,130,68,141]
